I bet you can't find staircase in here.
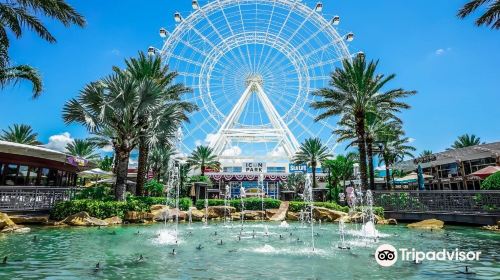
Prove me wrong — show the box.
[269,201,289,221]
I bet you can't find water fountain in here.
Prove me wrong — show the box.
[223,184,231,226]
[360,190,378,240]
[304,174,315,251]
[204,194,208,227]
[258,174,265,223]
[187,208,193,229]
[338,220,350,250]
[240,185,246,228]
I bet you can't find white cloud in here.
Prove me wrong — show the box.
[44,132,74,152]
[222,146,242,157]
[194,140,202,146]
[101,144,114,153]
[204,133,217,145]
[267,146,287,157]
[110,49,121,56]
[129,158,138,167]
[435,47,451,56]
[407,137,416,143]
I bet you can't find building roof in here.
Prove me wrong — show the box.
[0,140,94,169]
[393,141,500,171]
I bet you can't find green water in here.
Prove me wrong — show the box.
[0,222,498,279]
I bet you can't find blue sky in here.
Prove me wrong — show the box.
[1,0,499,157]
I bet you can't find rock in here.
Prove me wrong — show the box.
[189,208,205,221]
[207,206,236,219]
[348,212,383,224]
[231,212,241,220]
[150,204,168,212]
[104,216,122,225]
[481,225,499,232]
[9,215,49,225]
[124,211,154,223]
[0,212,16,230]
[265,209,279,219]
[286,211,299,221]
[62,212,108,226]
[242,210,265,220]
[312,207,347,222]
[378,218,398,225]
[407,219,444,230]
[1,225,31,233]
[335,216,351,223]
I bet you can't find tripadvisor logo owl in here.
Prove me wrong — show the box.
[375,244,482,267]
[375,244,398,267]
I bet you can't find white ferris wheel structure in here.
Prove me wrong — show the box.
[150,0,357,164]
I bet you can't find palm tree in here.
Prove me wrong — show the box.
[187,146,220,176]
[457,0,500,29]
[419,150,433,158]
[118,52,195,196]
[293,138,330,189]
[0,123,40,145]
[148,145,175,181]
[379,135,416,188]
[66,139,100,161]
[323,155,354,202]
[312,55,416,189]
[334,111,402,190]
[63,73,165,201]
[450,134,482,149]
[0,63,42,98]
[0,0,85,97]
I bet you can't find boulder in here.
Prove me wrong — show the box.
[150,205,169,221]
[124,211,155,223]
[207,206,236,219]
[189,208,205,221]
[62,212,108,226]
[265,209,279,219]
[349,212,383,224]
[286,211,299,221]
[104,216,122,225]
[231,212,241,220]
[9,215,49,225]
[0,212,16,230]
[378,218,398,225]
[312,207,347,222]
[335,215,351,223]
[481,225,499,232]
[242,210,265,220]
[407,219,444,230]
[1,225,31,233]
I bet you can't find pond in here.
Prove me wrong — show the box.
[0,222,498,279]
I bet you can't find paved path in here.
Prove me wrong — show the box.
[269,201,289,221]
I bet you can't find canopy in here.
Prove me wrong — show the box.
[394,172,433,184]
[469,166,500,179]
[78,168,113,177]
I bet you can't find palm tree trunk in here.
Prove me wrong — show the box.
[355,113,369,189]
[201,160,205,176]
[383,153,391,190]
[115,149,130,201]
[135,138,149,196]
[366,138,375,190]
[312,162,317,189]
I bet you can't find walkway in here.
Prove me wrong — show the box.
[269,201,289,221]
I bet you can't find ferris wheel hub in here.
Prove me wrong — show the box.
[245,74,264,90]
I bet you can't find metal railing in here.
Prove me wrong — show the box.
[0,186,79,212]
[373,190,500,214]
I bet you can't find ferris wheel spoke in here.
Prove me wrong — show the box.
[255,0,277,73]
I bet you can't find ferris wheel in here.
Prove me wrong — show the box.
[151,0,355,162]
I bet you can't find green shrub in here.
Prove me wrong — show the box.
[195,198,281,211]
[144,179,165,196]
[50,197,193,220]
[288,201,349,213]
[74,184,114,201]
[481,172,500,190]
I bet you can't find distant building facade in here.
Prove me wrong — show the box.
[393,142,500,190]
